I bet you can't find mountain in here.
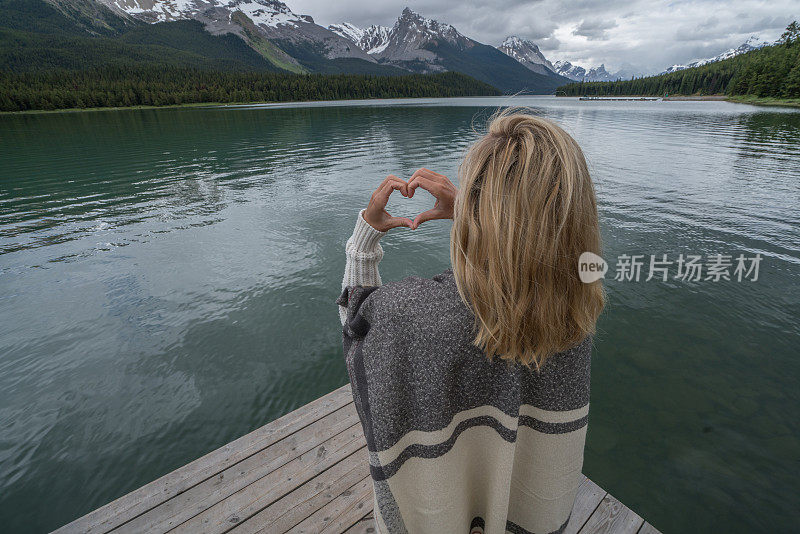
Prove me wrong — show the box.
[496,36,554,76]
[328,22,365,45]
[0,0,502,111]
[496,35,631,82]
[92,0,405,74]
[582,64,615,82]
[0,0,292,72]
[330,8,569,93]
[552,60,585,81]
[329,23,392,55]
[501,33,769,82]
[554,60,637,82]
[4,1,573,93]
[366,7,473,71]
[661,36,768,74]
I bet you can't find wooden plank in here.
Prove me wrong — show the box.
[288,476,374,534]
[171,424,367,534]
[342,514,377,534]
[564,476,607,534]
[637,522,662,534]
[55,385,354,534]
[579,494,644,534]
[54,382,659,534]
[117,403,360,533]
[233,448,370,533]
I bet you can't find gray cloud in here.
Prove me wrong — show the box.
[696,17,719,31]
[537,35,562,51]
[288,0,797,73]
[572,18,618,40]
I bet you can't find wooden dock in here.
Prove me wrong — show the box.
[579,97,660,101]
[54,385,661,534]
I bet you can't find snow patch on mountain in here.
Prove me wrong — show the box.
[363,26,392,54]
[234,1,302,28]
[329,8,474,72]
[497,34,630,82]
[552,60,584,80]
[399,8,460,43]
[661,36,768,74]
[497,36,555,76]
[98,0,303,26]
[329,23,392,54]
[328,22,364,43]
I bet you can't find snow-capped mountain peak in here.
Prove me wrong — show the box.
[328,22,364,44]
[554,60,628,81]
[328,23,392,55]
[386,7,467,49]
[97,0,378,64]
[498,36,619,81]
[661,36,768,74]
[497,35,555,76]
[397,7,453,37]
[329,7,474,68]
[361,25,392,54]
[552,60,586,81]
[98,0,304,27]
[233,1,304,28]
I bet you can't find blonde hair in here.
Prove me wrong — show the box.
[450,109,604,369]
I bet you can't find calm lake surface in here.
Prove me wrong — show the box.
[1,96,798,533]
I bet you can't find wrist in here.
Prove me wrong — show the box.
[362,209,386,232]
[351,209,386,250]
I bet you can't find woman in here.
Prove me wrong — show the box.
[336,111,604,534]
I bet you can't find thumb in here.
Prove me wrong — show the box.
[386,216,413,229]
[412,209,440,230]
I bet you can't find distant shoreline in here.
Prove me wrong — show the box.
[662,95,728,101]
[0,101,257,116]
[3,94,799,116]
[726,95,800,108]
[0,95,494,116]
[562,94,800,108]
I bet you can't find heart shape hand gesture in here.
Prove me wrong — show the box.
[363,168,457,232]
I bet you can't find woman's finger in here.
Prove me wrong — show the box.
[412,208,444,230]
[407,169,435,197]
[386,176,409,197]
[410,168,446,181]
[407,169,437,197]
[375,181,406,207]
[408,175,444,198]
[418,168,448,181]
[409,168,447,188]
[386,216,413,229]
[374,174,406,195]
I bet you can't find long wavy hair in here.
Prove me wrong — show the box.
[450,109,604,369]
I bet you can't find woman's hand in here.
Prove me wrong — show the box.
[407,168,457,230]
[363,175,414,232]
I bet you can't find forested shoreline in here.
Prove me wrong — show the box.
[558,22,799,100]
[0,68,500,112]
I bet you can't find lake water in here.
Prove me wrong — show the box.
[1,96,798,533]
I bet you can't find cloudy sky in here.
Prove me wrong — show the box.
[289,0,796,74]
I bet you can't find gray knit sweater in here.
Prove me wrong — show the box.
[336,210,591,534]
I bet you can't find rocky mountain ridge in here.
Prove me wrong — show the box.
[498,36,631,82]
[497,36,554,76]
[328,8,569,92]
[661,36,768,74]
